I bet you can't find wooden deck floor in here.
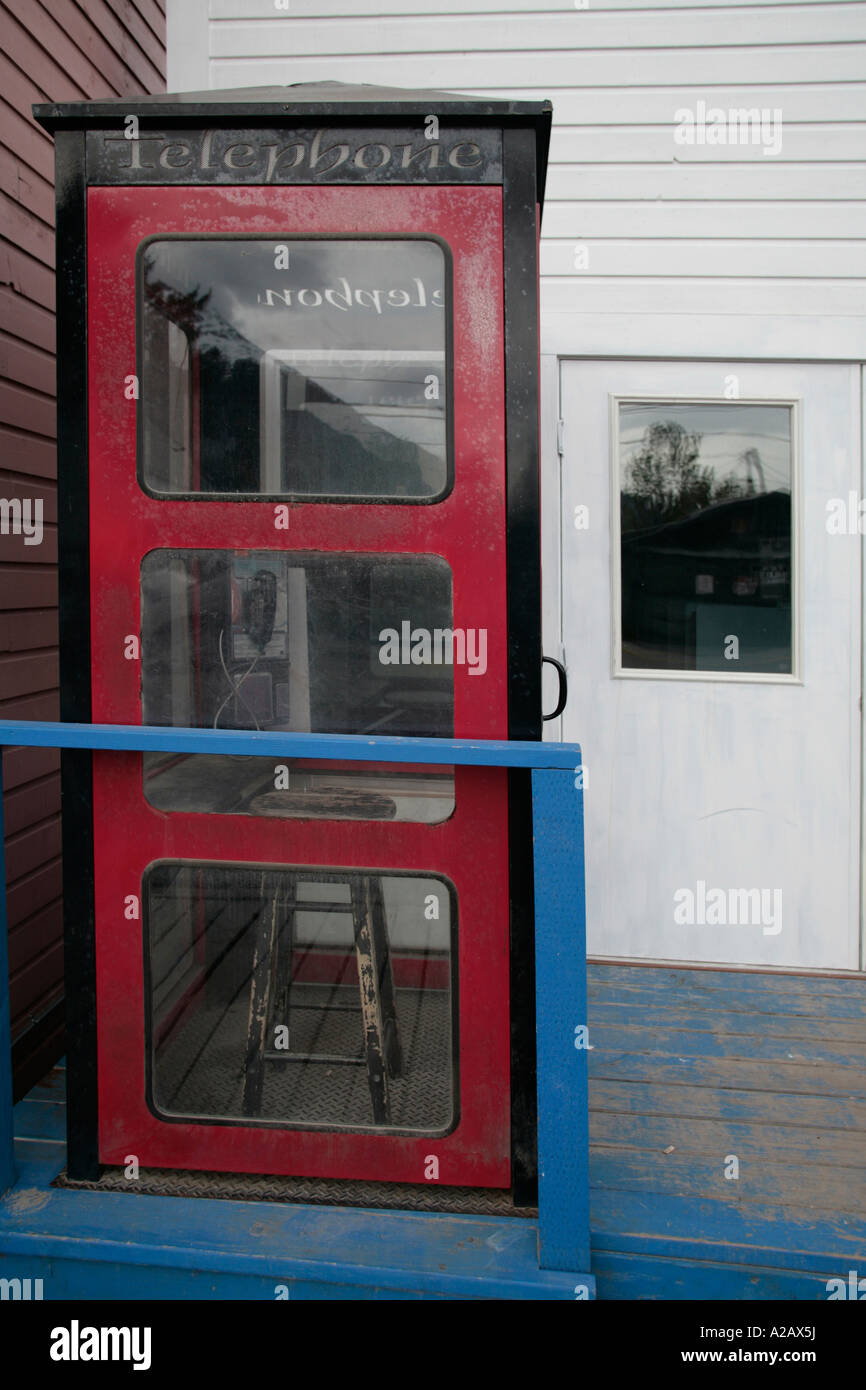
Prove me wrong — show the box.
[587,962,866,1296]
[8,962,866,1297]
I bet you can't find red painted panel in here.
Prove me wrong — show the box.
[87,185,511,1186]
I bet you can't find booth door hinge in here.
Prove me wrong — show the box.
[556,419,566,458]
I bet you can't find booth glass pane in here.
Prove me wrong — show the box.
[140,549,455,821]
[145,862,456,1134]
[138,237,449,500]
[618,401,793,674]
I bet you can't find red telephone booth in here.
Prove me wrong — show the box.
[37,85,553,1202]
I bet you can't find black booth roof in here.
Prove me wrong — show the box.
[33,80,552,122]
[33,80,553,201]
[33,79,553,123]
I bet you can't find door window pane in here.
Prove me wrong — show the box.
[139,238,449,500]
[141,549,455,821]
[618,401,793,674]
[146,862,457,1134]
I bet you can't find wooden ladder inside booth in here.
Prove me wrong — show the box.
[241,872,404,1124]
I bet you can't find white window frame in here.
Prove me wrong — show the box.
[609,392,802,685]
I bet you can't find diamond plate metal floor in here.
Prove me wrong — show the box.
[55,1164,532,1217]
[156,983,453,1131]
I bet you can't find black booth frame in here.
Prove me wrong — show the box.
[36,89,552,1208]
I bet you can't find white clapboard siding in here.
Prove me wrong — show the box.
[209,7,866,55]
[548,164,865,201]
[544,203,866,239]
[210,49,866,89]
[542,240,866,276]
[548,126,866,163]
[168,0,866,360]
[541,277,866,314]
[211,0,853,14]
[471,86,866,127]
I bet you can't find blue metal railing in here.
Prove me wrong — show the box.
[0,719,589,1277]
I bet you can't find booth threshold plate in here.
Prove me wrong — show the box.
[55,1166,535,1219]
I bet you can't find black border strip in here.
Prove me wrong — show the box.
[55,131,100,1181]
[503,126,542,1206]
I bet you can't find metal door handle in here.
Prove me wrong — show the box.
[542,656,568,721]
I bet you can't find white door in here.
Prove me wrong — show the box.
[559,360,862,971]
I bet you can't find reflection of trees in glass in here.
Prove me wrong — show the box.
[144,269,254,363]
[622,420,750,532]
[143,275,212,336]
[144,268,261,491]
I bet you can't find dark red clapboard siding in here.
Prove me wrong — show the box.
[0,567,58,609]
[109,0,168,66]
[0,99,55,184]
[10,940,64,1023]
[0,427,56,478]
[0,568,58,607]
[0,694,60,724]
[0,379,56,435]
[0,50,55,124]
[0,652,59,701]
[0,610,59,652]
[2,744,60,788]
[2,3,116,102]
[8,897,63,973]
[0,334,57,395]
[0,148,55,230]
[4,774,61,836]
[0,238,56,311]
[5,857,61,928]
[0,8,90,104]
[0,288,56,353]
[11,1001,64,1100]
[0,189,55,267]
[4,818,62,882]
[1,0,165,1096]
[72,0,165,91]
[24,0,160,97]
[0,535,59,567]
[0,474,58,519]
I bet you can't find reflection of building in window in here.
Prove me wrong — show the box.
[264,352,445,497]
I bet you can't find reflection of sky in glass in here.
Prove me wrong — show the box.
[141,239,445,359]
[620,403,791,495]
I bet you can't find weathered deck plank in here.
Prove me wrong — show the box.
[590,1023,866,1067]
[591,1112,866,1165]
[590,1151,865,1214]
[590,963,866,998]
[591,1078,866,1131]
[11,1097,66,1142]
[590,984,866,1021]
[589,1001,866,1044]
[587,963,866,1232]
[589,968,866,1015]
[591,1051,866,1097]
